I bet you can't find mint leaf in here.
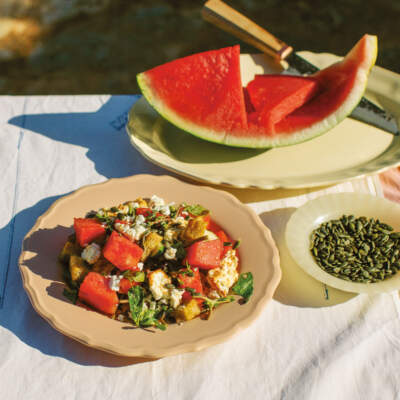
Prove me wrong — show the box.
[232,272,253,303]
[127,286,166,331]
[128,286,144,326]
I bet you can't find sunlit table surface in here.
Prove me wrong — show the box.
[1,94,400,400]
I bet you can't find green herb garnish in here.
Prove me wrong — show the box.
[183,204,208,216]
[127,286,166,331]
[185,288,235,311]
[174,241,186,260]
[232,272,253,303]
[178,261,194,277]
[95,213,114,232]
[63,287,78,304]
[123,270,146,283]
[232,240,241,250]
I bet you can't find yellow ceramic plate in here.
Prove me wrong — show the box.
[285,192,400,294]
[19,175,280,358]
[126,52,400,189]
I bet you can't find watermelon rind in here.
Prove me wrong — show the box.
[138,35,378,149]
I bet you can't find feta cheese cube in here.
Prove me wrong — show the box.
[174,216,188,228]
[164,246,177,260]
[114,221,147,241]
[159,205,171,216]
[81,243,101,264]
[150,195,165,210]
[169,288,184,309]
[135,214,146,224]
[108,275,122,291]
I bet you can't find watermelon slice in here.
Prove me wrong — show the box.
[137,35,377,148]
[246,75,319,132]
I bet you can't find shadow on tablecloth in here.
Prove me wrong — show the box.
[1,95,166,366]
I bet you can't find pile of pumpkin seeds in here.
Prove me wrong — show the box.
[310,215,400,283]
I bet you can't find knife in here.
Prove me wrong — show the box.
[202,0,399,136]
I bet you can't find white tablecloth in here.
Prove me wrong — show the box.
[1,95,399,400]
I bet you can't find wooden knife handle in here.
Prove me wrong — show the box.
[202,0,293,60]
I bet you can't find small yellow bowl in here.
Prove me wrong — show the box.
[285,192,400,294]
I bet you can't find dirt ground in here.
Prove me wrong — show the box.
[0,0,399,95]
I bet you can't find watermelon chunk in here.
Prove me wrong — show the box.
[178,267,204,303]
[246,75,319,132]
[103,231,143,271]
[74,218,106,248]
[135,207,152,217]
[186,239,224,270]
[78,272,118,315]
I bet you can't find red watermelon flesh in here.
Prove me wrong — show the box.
[246,75,319,132]
[186,239,224,270]
[272,64,359,134]
[103,231,143,272]
[138,45,247,139]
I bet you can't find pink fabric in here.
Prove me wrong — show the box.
[379,168,400,203]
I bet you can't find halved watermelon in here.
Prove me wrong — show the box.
[137,35,377,148]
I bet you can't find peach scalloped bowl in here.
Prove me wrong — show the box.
[19,175,281,359]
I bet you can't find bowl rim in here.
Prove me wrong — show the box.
[19,174,281,358]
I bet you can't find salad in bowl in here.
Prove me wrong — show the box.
[59,195,252,330]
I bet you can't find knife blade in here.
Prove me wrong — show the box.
[203,0,399,136]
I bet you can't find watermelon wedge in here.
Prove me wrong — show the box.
[246,75,319,133]
[137,45,247,144]
[137,35,377,148]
